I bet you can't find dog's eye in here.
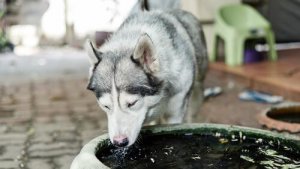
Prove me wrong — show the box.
[104,105,110,110]
[87,85,95,91]
[127,100,138,108]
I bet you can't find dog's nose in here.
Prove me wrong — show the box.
[113,135,129,147]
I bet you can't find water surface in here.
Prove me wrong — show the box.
[97,133,300,169]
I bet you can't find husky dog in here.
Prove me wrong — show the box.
[86,10,207,147]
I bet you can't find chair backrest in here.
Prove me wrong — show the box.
[219,4,268,28]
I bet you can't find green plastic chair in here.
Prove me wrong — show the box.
[210,4,277,66]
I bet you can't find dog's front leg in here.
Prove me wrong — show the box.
[165,92,189,124]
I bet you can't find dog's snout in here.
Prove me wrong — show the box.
[113,135,129,147]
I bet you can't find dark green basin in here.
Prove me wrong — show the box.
[71,123,300,169]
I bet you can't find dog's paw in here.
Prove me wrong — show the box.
[70,153,108,169]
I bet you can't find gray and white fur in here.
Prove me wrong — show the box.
[86,9,208,147]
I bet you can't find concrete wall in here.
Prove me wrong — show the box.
[181,0,240,54]
[7,0,241,49]
[7,0,137,47]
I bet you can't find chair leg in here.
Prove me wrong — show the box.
[236,38,245,65]
[266,30,277,61]
[225,35,245,66]
[225,37,238,66]
[210,34,218,62]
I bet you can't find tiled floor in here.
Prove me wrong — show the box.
[0,72,273,169]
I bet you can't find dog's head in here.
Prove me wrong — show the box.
[86,34,163,147]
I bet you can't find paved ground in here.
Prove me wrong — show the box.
[0,73,271,169]
[0,77,105,169]
[0,49,297,169]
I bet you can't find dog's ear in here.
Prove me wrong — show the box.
[85,39,102,65]
[133,33,159,73]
